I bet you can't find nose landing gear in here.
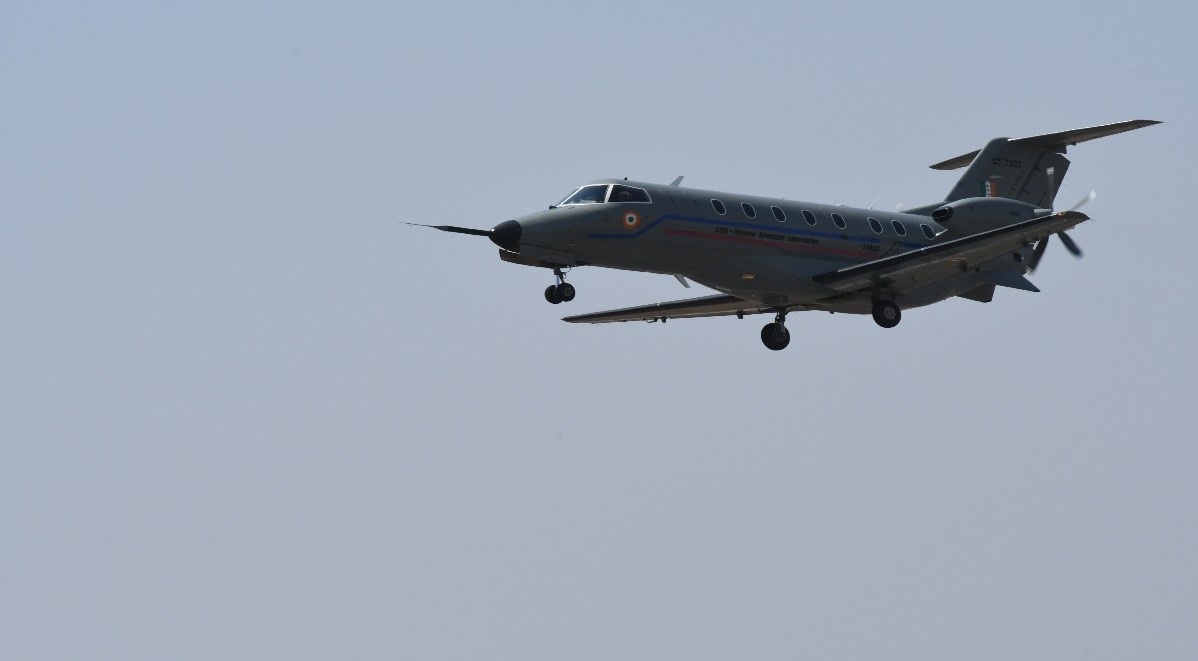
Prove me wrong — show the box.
[544,283,575,304]
[760,309,791,351]
[543,267,576,304]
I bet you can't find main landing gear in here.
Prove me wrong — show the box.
[543,267,575,304]
[760,309,791,351]
[872,300,901,328]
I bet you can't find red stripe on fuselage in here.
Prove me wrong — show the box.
[662,228,877,260]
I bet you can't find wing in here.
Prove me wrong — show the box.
[813,211,1088,293]
[562,294,775,324]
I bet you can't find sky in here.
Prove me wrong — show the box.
[2,1,1195,658]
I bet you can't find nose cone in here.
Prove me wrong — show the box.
[489,219,522,250]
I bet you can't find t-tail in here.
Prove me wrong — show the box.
[908,119,1160,213]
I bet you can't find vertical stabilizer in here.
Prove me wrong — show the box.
[937,138,1070,207]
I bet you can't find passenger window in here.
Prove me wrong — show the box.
[742,202,756,218]
[711,199,726,215]
[921,224,936,240]
[771,206,786,222]
[831,213,846,229]
[868,217,883,233]
[609,185,651,203]
[802,210,817,226]
[891,220,907,236]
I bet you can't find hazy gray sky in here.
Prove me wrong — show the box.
[2,1,1195,658]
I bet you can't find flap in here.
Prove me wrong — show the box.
[563,294,774,324]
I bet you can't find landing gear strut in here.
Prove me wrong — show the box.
[872,300,901,328]
[543,267,575,304]
[760,309,791,351]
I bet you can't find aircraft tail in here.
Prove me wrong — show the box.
[926,120,1159,208]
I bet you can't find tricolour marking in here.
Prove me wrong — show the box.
[621,210,642,229]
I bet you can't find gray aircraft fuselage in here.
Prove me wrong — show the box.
[421,120,1158,350]
[499,179,1002,314]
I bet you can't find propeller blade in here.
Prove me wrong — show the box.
[403,222,491,237]
[1057,230,1083,257]
[1068,190,1097,212]
[1028,238,1049,272]
[404,219,522,251]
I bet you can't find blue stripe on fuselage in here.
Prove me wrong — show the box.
[589,213,925,250]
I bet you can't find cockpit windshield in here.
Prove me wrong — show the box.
[558,185,609,206]
[610,185,651,203]
[556,184,652,206]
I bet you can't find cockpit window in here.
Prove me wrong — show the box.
[609,185,652,203]
[557,185,610,205]
[556,184,651,206]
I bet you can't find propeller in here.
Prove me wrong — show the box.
[1028,190,1093,272]
[406,223,489,236]
[404,220,522,250]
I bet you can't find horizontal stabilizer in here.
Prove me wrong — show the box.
[1009,119,1163,149]
[930,119,1161,171]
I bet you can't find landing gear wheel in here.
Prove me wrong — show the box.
[544,267,573,304]
[760,322,791,351]
[872,301,901,328]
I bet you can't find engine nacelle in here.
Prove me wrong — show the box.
[930,197,1048,236]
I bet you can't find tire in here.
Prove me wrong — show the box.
[557,282,576,302]
[872,301,901,328]
[544,285,562,304]
[760,322,791,350]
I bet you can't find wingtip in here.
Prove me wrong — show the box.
[1122,119,1164,130]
